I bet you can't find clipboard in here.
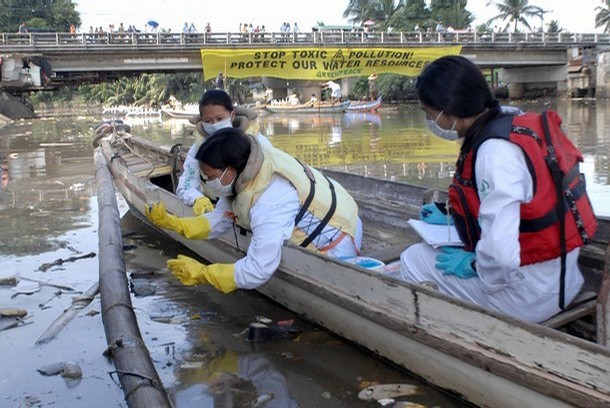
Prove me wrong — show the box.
[407,219,463,248]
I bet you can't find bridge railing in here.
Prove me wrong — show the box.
[1,31,609,49]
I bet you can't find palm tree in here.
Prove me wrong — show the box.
[373,0,404,22]
[596,0,610,33]
[487,0,543,32]
[343,0,403,25]
[343,0,377,24]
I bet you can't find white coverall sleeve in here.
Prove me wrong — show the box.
[176,143,204,206]
[205,197,235,238]
[233,175,300,289]
[474,139,534,294]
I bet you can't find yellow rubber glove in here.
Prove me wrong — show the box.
[167,255,237,293]
[193,196,214,215]
[145,202,210,239]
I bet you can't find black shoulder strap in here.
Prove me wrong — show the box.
[300,175,337,248]
[294,158,316,225]
[541,110,568,310]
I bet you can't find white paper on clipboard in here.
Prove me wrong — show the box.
[407,219,463,248]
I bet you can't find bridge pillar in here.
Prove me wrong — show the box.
[596,51,610,98]
[508,82,525,99]
[502,66,566,99]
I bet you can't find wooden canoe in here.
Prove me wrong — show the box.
[97,131,610,408]
[160,104,199,119]
[262,101,350,114]
[346,96,382,112]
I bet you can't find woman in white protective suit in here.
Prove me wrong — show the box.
[147,127,363,293]
[400,56,597,323]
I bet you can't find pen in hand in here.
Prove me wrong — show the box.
[446,200,451,243]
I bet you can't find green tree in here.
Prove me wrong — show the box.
[0,0,80,32]
[343,0,404,26]
[388,0,429,31]
[372,0,404,23]
[547,20,562,33]
[430,0,473,29]
[343,0,378,24]
[487,0,543,33]
[596,0,610,33]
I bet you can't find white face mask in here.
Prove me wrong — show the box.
[205,168,235,197]
[426,111,459,141]
[202,117,232,136]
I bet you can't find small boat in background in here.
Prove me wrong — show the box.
[160,103,199,119]
[347,96,382,112]
[263,101,350,114]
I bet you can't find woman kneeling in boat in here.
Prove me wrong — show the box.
[399,56,597,323]
[177,89,264,215]
[147,128,363,293]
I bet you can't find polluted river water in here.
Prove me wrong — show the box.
[1,98,609,407]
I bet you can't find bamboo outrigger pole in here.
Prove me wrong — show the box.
[94,149,172,408]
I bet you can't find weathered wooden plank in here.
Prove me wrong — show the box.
[102,133,610,408]
[598,240,610,346]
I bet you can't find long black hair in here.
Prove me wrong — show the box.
[195,127,250,173]
[416,55,501,142]
[199,89,234,113]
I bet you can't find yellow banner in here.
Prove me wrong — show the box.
[200,46,462,81]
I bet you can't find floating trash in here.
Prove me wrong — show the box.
[0,308,27,318]
[246,322,302,343]
[0,273,18,286]
[358,383,420,401]
[37,361,82,379]
[11,281,40,298]
[129,279,156,297]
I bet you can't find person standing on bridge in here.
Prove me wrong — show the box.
[399,55,597,323]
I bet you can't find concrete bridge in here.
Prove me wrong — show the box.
[0,31,606,98]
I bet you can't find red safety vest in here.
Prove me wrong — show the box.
[449,110,597,266]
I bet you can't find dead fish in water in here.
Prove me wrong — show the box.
[37,361,82,379]
[246,322,302,343]
[11,281,40,299]
[0,308,27,318]
[358,384,420,401]
[0,273,18,286]
[129,279,156,297]
[129,268,157,279]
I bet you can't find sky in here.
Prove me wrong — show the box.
[73,0,601,34]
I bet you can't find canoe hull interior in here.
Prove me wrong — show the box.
[99,133,610,408]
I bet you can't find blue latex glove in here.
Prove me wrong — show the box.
[435,247,477,279]
[420,202,453,225]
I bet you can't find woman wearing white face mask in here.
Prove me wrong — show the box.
[176,90,268,215]
[399,56,596,323]
[146,128,363,294]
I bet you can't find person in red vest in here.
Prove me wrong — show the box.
[399,55,597,323]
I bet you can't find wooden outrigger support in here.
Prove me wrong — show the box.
[94,149,172,408]
[598,238,610,346]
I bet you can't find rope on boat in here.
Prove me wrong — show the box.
[94,147,173,408]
